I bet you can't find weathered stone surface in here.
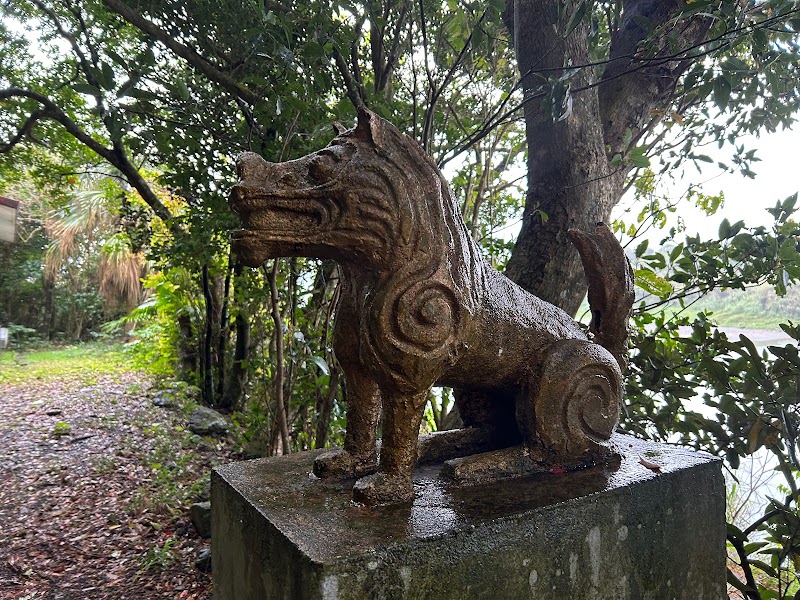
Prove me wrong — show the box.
[188,406,228,436]
[195,547,211,573]
[151,392,175,408]
[190,501,211,539]
[228,108,635,505]
[212,434,726,600]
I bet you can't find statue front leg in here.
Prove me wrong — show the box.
[313,368,380,479]
[353,389,428,505]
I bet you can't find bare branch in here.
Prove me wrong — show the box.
[101,0,259,105]
[0,88,171,221]
[332,47,365,109]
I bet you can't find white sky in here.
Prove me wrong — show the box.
[617,125,800,242]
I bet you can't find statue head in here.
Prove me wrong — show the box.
[229,108,449,272]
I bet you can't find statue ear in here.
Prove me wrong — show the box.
[353,106,381,145]
[332,121,346,136]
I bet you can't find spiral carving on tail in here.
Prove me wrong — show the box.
[528,339,622,457]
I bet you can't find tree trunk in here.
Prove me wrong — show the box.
[216,258,234,406]
[176,313,197,379]
[504,0,709,314]
[266,260,291,454]
[42,272,55,340]
[222,310,250,411]
[504,0,623,315]
[314,366,340,449]
[222,264,251,411]
[201,265,215,405]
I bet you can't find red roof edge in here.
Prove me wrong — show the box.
[0,196,19,209]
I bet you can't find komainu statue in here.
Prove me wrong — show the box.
[229,108,634,505]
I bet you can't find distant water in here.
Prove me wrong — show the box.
[677,326,794,349]
[672,326,793,525]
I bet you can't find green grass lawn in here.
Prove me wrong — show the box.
[0,342,132,384]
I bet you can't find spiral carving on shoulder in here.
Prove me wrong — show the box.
[369,276,463,380]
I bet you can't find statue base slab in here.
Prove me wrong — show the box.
[211,434,725,600]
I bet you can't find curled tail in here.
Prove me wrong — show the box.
[568,223,635,373]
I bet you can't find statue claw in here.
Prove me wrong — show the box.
[313,448,377,479]
[352,472,414,506]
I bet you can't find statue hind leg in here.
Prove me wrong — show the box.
[519,339,621,459]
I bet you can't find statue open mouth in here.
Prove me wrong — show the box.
[229,187,331,266]
[233,202,325,234]
[228,186,328,232]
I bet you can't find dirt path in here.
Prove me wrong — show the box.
[0,364,227,599]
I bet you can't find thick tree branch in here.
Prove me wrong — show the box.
[0,88,171,222]
[0,108,47,153]
[599,0,711,156]
[101,0,259,105]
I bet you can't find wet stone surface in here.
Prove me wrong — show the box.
[212,433,726,600]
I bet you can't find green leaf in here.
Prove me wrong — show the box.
[713,76,732,111]
[101,62,116,91]
[725,446,740,469]
[632,15,652,32]
[743,541,768,554]
[634,268,673,298]
[700,356,728,384]
[622,128,633,150]
[310,355,329,375]
[630,146,650,168]
[718,218,731,239]
[748,559,777,578]
[726,569,755,593]
[727,523,745,540]
[564,0,592,35]
[72,83,100,96]
[106,49,128,68]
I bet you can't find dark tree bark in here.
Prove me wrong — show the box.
[222,310,250,410]
[215,259,234,407]
[504,0,708,314]
[176,313,197,379]
[314,366,340,449]
[222,264,250,411]
[42,272,56,340]
[201,265,215,405]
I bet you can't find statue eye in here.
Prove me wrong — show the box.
[309,156,335,182]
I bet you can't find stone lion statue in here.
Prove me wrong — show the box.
[229,108,634,505]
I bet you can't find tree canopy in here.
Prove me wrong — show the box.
[3,1,800,595]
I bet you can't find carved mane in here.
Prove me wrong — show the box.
[339,113,487,389]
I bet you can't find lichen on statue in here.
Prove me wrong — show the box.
[229,107,634,506]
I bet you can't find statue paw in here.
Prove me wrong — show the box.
[352,471,414,505]
[313,448,377,479]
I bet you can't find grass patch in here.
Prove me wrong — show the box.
[0,342,131,384]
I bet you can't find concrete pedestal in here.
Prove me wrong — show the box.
[211,434,725,600]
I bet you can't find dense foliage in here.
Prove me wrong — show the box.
[2,1,800,596]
